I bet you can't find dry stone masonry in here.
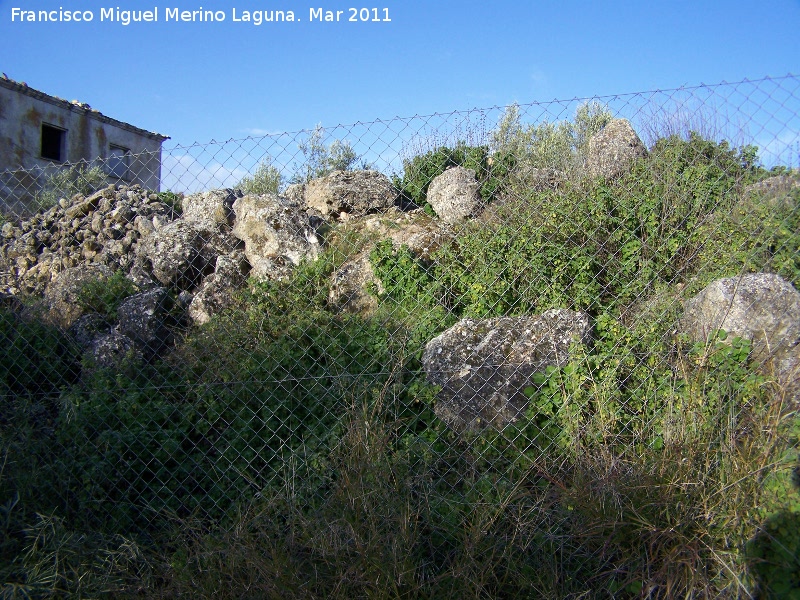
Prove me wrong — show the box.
[1,185,178,296]
[3,125,797,430]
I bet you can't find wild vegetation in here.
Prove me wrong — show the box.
[33,162,108,212]
[1,103,799,598]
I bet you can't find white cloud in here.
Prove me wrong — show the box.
[160,153,249,194]
[241,128,284,137]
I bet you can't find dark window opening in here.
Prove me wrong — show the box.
[41,124,66,162]
[108,145,131,180]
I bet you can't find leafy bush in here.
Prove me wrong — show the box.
[157,190,184,213]
[1,308,82,579]
[0,307,80,399]
[76,270,140,320]
[390,101,612,215]
[52,237,433,533]
[372,133,769,325]
[236,156,283,195]
[697,184,800,288]
[291,124,365,184]
[33,162,107,211]
[491,100,613,173]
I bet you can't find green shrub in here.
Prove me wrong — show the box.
[157,190,184,213]
[33,163,107,211]
[291,124,365,184]
[53,239,434,533]
[76,270,140,320]
[392,102,613,215]
[55,312,416,531]
[376,133,768,324]
[1,308,82,577]
[393,141,517,213]
[0,307,80,399]
[236,156,283,195]
[491,100,613,174]
[697,186,800,288]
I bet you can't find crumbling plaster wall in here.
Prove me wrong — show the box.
[0,79,165,192]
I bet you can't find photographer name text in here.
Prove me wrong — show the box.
[9,6,391,25]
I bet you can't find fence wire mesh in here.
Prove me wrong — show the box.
[2,75,800,598]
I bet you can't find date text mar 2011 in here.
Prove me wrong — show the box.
[309,8,391,22]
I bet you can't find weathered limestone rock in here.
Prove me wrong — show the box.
[136,220,217,290]
[360,208,446,260]
[586,119,647,179]
[232,194,320,280]
[117,287,174,357]
[188,251,249,325]
[740,174,800,213]
[182,189,240,231]
[328,209,446,315]
[426,166,482,224]
[743,174,800,197]
[302,170,396,220]
[328,252,381,314]
[63,188,108,220]
[88,332,142,369]
[422,310,592,430]
[44,264,113,329]
[283,183,306,205]
[680,273,800,400]
[68,312,110,349]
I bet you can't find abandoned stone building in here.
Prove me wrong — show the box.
[0,75,168,214]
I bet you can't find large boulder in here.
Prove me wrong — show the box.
[136,220,219,290]
[328,209,446,315]
[188,251,249,325]
[88,331,142,370]
[116,287,174,358]
[68,312,110,349]
[301,170,396,220]
[181,189,240,231]
[283,183,306,205]
[232,194,321,280]
[586,119,647,179]
[328,252,381,315]
[426,166,482,224]
[422,309,592,430]
[680,273,800,400]
[44,264,113,329]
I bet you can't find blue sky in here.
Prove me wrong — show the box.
[2,0,799,148]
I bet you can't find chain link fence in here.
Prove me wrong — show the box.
[2,75,800,597]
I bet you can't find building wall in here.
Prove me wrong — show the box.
[0,80,166,214]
